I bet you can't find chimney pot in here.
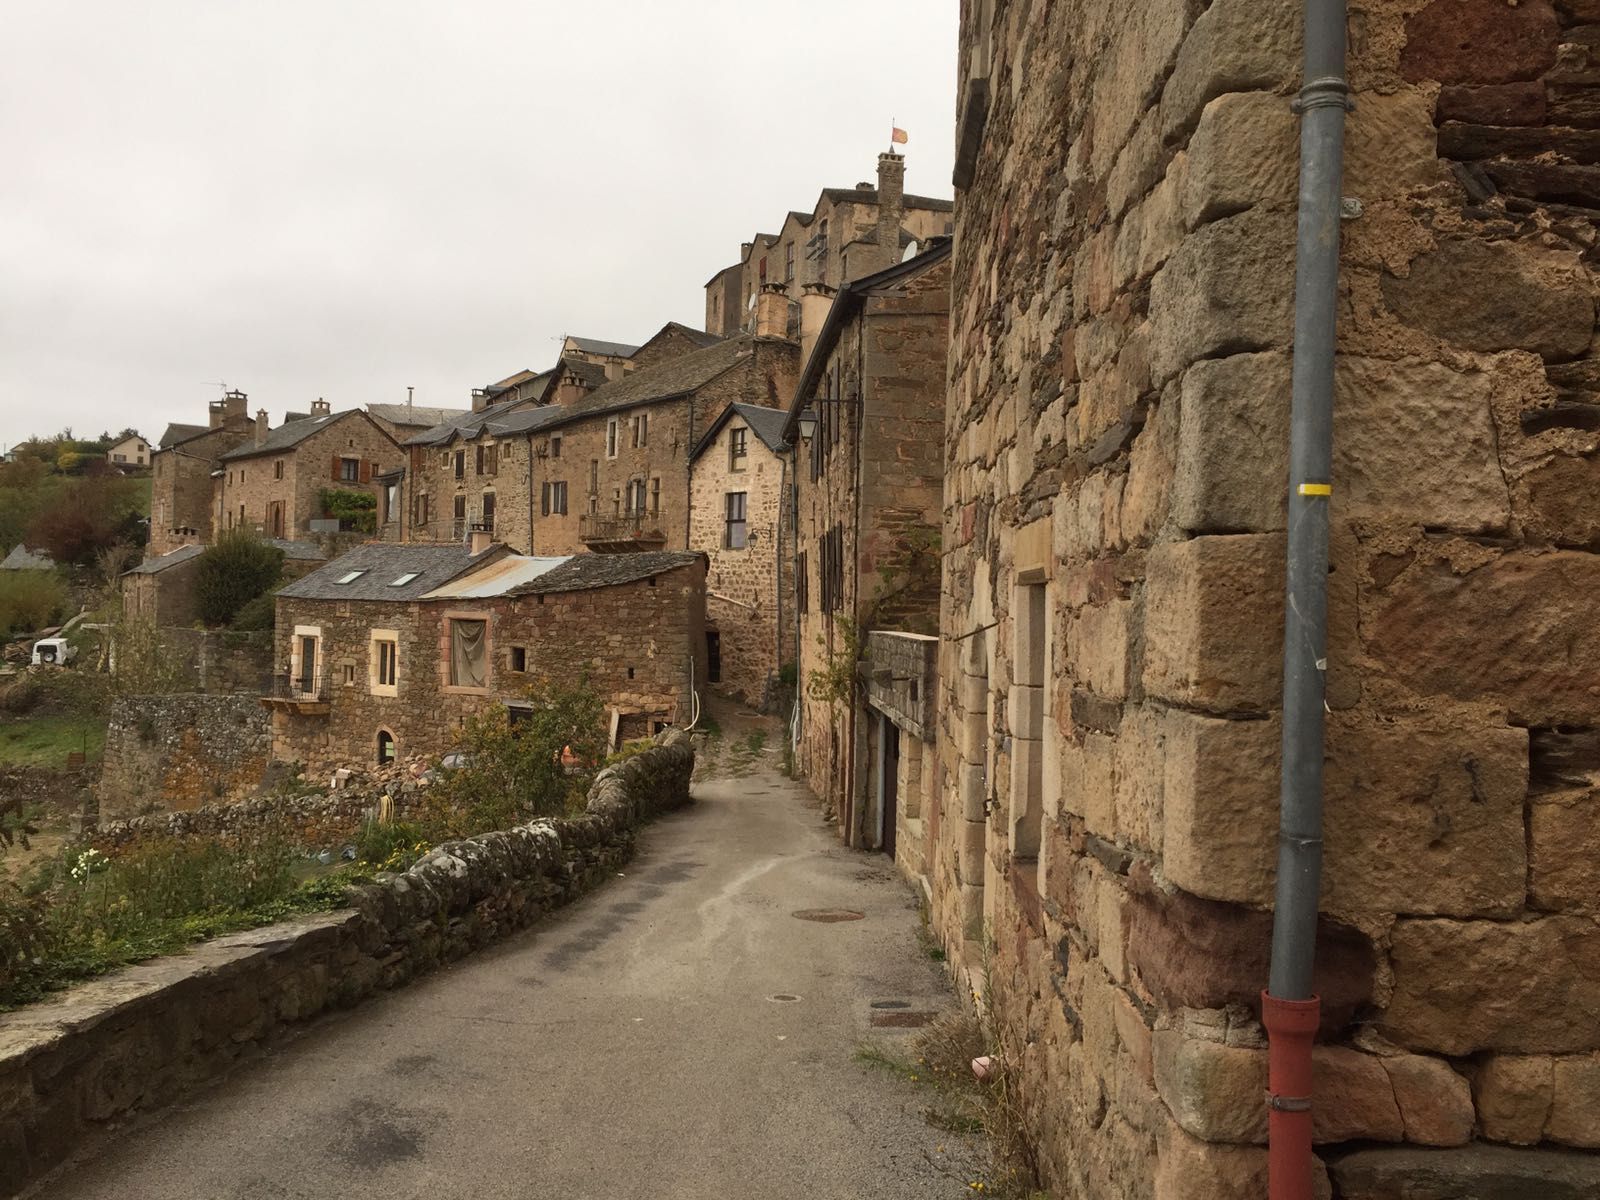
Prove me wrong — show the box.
[755,282,790,339]
[310,397,330,417]
[468,529,493,555]
[254,409,269,447]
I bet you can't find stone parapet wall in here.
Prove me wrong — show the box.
[929,0,1600,1196]
[97,694,271,820]
[0,735,695,1198]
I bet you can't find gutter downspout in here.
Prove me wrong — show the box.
[1264,3,1350,1199]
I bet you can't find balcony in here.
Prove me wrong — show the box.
[260,671,331,715]
[580,510,668,551]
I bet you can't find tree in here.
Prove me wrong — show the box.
[193,531,284,626]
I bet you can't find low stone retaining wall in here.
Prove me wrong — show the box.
[0,734,695,1197]
[97,694,271,819]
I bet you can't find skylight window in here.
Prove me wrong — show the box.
[336,570,365,584]
[390,573,419,586]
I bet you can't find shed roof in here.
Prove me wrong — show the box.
[123,538,324,577]
[0,545,55,571]
[276,542,503,602]
[505,551,704,595]
[419,555,570,599]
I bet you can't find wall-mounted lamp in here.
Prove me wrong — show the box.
[797,409,819,440]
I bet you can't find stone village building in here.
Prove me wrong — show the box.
[687,402,794,707]
[121,539,325,627]
[216,400,403,541]
[885,0,1600,1197]
[267,539,706,774]
[148,391,257,555]
[704,151,955,340]
[784,241,951,854]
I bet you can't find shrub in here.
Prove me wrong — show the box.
[0,570,67,636]
[194,531,284,626]
[319,488,377,534]
[230,589,278,631]
[354,819,431,872]
[421,680,606,838]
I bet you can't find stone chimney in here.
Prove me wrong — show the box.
[755,282,790,339]
[211,388,248,429]
[255,409,269,447]
[468,528,493,555]
[470,388,489,413]
[800,282,836,368]
[876,151,906,268]
[310,397,331,417]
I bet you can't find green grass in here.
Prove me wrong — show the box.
[0,714,105,767]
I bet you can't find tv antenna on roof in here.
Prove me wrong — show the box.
[200,380,230,394]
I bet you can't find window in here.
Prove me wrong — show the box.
[376,730,396,765]
[606,419,619,458]
[627,479,647,514]
[448,618,488,688]
[729,426,748,471]
[510,646,527,672]
[541,482,551,516]
[797,551,808,613]
[725,492,748,549]
[337,570,365,584]
[785,241,795,282]
[650,477,660,515]
[372,636,398,691]
[343,663,356,686]
[417,493,430,525]
[550,434,561,459]
[552,480,568,514]
[274,460,284,480]
[453,495,466,525]
[454,450,465,480]
[390,573,418,587]
[634,412,648,448]
[339,458,360,482]
[475,445,484,475]
[482,492,496,531]
[1011,582,1048,861]
[589,459,599,494]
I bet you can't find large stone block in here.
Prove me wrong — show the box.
[1550,1053,1600,1149]
[1343,89,1447,200]
[1173,353,1509,535]
[1382,239,1595,361]
[1148,211,1295,386]
[1142,535,1283,714]
[1065,598,1133,700]
[1382,1054,1475,1147]
[1476,1055,1555,1145]
[1155,1122,1334,1200]
[1331,1144,1600,1200]
[1367,551,1600,726]
[1383,916,1600,1055]
[1521,453,1600,550]
[1399,0,1560,85]
[1182,92,1298,227]
[1161,0,1301,142]
[1162,710,1527,916]
[1529,790,1600,913]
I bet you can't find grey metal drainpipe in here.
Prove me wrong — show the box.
[1263,2,1352,1197]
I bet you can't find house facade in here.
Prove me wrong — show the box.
[105,434,149,469]
[687,402,793,707]
[122,540,324,627]
[267,541,706,773]
[216,402,403,541]
[148,392,257,555]
[786,243,950,851]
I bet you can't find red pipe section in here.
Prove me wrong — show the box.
[1263,991,1321,1200]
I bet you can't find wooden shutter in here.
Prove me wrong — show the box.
[359,460,371,484]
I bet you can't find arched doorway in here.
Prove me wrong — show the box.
[376,729,396,766]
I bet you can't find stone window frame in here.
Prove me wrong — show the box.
[606,418,620,459]
[550,434,562,459]
[482,490,496,532]
[725,491,749,550]
[273,459,284,481]
[509,645,527,673]
[440,609,493,696]
[338,457,361,483]
[729,426,748,472]
[370,628,400,697]
[290,624,323,697]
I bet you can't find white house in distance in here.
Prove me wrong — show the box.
[106,434,150,469]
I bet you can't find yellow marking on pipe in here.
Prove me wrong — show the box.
[1297,483,1332,496]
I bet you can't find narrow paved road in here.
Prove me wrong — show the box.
[32,730,981,1199]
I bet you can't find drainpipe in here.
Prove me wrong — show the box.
[1264,3,1351,1199]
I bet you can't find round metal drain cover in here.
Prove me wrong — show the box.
[870,1000,911,1010]
[767,993,802,1003]
[791,908,865,923]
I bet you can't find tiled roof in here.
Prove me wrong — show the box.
[276,542,501,602]
[0,545,55,571]
[158,422,208,448]
[366,404,471,428]
[690,402,790,462]
[566,336,641,359]
[403,396,528,447]
[542,337,756,431]
[123,544,203,575]
[220,410,359,461]
[507,551,703,596]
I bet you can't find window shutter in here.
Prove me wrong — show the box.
[331,453,341,481]
[359,460,371,484]
[541,483,550,516]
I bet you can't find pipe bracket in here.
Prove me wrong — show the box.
[1267,1092,1313,1113]
[1292,76,1355,114]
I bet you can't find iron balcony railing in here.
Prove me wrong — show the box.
[263,670,330,703]
[579,511,667,544]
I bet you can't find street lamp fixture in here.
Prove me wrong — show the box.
[796,394,858,441]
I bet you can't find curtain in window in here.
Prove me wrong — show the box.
[450,619,487,687]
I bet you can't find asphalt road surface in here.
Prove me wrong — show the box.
[31,734,982,1199]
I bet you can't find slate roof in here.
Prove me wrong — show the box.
[818,187,954,212]
[637,322,723,354]
[0,545,54,571]
[483,406,566,437]
[277,542,501,602]
[220,410,358,461]
[691,402,790,461]
[505,551,703,596]
[561,359,610,389]
[366,403,470,428]
[403,393,530,447]
[158,422,208,448]
[539,337,756,432]
[123,538,325,577]
[566,336,641,359]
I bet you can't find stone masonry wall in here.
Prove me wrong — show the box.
[97,694,270,820]
[688,417,788,707]
[932,1,1600,1197]
[0,735,695,1199]
[219,413,402,541]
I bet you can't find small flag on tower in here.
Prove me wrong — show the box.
[891,126,909,145]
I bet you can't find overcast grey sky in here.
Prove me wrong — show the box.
[0,2,957,448]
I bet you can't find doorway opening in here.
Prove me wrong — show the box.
[376,729,396,766]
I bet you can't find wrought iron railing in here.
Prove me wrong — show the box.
[263,670,330,703]
[579,511,667,543]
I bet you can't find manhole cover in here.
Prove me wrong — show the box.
[767,993,802,1003]
[871,1010,937,1029]
[870,1000,911,1010]
[791,908,865,923]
